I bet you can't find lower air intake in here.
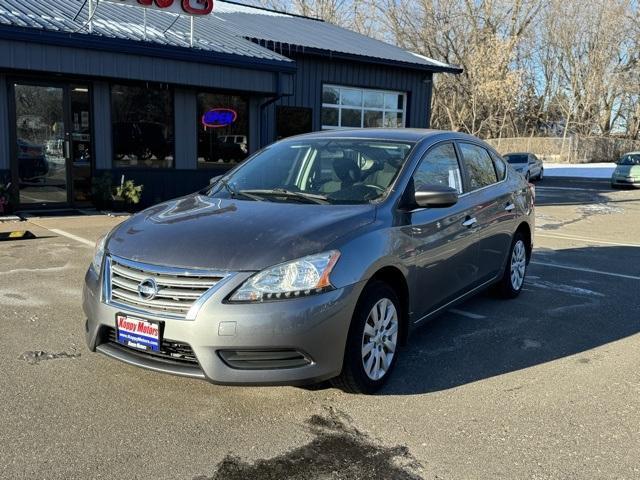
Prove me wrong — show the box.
[218,349,312,370]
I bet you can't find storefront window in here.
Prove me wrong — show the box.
[197,93,249,168]
[111,84,174,168]
[321,85,406,130]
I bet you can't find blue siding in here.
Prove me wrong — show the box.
[92,81,112,170]
[0,38,290,94]
[0,73,9,170]
[174,89,198,170]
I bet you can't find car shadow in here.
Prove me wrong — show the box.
[378,245,640,396]
[533,179,640,212]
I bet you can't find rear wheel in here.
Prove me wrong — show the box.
[331,281,400,394]
[493,232,528,299]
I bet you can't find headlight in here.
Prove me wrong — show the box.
[92,235,106,274]
[229,250,341,302]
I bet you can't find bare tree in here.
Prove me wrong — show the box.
[247,0,640,140]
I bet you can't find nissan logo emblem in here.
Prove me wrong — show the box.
[138,278,159,300]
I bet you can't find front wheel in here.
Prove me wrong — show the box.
[493,232,528,299]
[538,168,544,181]
[331,281,401,394]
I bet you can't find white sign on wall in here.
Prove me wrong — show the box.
[103,0,214,16]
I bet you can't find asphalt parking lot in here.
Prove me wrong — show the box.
[1,178,639,480]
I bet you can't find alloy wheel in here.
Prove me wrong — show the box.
[361,298,398,381]
[510,240,527,291]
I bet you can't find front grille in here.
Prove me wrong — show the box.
[105,327,199,365]
[106,256,226,319]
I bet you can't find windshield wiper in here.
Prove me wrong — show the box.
[241,188,330,205]
[218,179,264,202]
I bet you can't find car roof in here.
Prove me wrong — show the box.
[623,151,640,155]
[282,128,480,144]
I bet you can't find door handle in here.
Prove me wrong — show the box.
[504,203,515,212]
[462,217,478,228]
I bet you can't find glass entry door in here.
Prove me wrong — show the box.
[12,82,93,207]
[14,84,67,205]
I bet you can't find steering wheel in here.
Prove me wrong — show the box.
[362,184,386,193]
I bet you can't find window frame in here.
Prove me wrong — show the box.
[411,141,465,195]
[321,84,407,130]
[489,150,508,182]
[398,140,466,210]
[110,82,176,170]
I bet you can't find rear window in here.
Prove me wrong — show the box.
[505,154,528,163]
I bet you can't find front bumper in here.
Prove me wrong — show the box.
[83,266,363,385]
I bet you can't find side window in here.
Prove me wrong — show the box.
[459,143,498,191]
[490,151,507,181]
[413,143,463,193]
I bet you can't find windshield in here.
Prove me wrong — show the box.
[618,154,640,166]
[504,154,528,164]
[208,139,415,205]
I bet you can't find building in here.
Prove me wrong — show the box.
[0,0,461,210]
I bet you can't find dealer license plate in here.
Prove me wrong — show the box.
[116,314,161,352]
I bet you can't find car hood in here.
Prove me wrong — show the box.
[106,194,376,271]
[614,165,640,177]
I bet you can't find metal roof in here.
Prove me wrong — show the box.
[212,2,462,73]
[0,0,293,66]
[0,0,461,73]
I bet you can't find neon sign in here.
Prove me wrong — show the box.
[202,109,238,128]
[105,0,214,16]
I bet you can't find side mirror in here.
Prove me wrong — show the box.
[209,175,222,185]
[414,184,459,208]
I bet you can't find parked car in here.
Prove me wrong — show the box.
[198,134,248,164]
[611,152,640,188]
[219,135,248,154]
[84,129,535,394]
[503,152,544,181]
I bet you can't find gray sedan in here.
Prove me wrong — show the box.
[83,129,535,394]
[504,152,544,181]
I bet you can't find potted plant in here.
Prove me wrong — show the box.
[112,175,143,212]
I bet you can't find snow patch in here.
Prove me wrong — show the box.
[544,163,615,179]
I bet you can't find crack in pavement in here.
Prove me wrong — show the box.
[19,350,81,365]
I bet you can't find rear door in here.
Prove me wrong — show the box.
[457,142,516,283]
[406,142,480,318]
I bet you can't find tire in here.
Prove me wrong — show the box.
[493,232,528,299]
[538,168,544,181]
[525,171,531,182]
[331,281,401,394]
